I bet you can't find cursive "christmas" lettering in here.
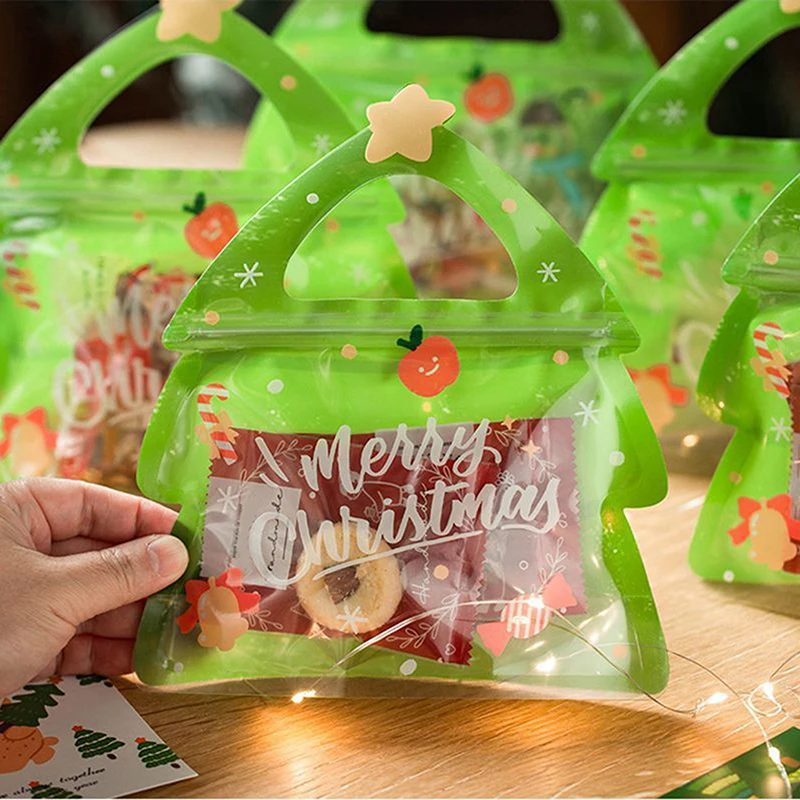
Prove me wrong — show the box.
[248,420,563,588]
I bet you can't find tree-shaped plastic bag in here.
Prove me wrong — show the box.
[0,1,413,493]
[692,172,800,585]
[581,0,800,472]
[134,86,667,697]
[249,0,654,297]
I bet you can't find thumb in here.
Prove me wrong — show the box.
[51,535,189,625]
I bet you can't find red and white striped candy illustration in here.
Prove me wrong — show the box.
[753,321,789,398]
[477,572,578,657]
[197,383,238,465]
[501,593,553,639]
[2,240,39,311]
[626,208,662,279]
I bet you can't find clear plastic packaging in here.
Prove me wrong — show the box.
[693,171,800,585]
[0,4,412,491]
[582,0,800,473]
[134,97,668,697]
[251,0,655,298]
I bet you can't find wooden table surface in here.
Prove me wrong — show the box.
[79,125,800,797]
[118,474,800,799]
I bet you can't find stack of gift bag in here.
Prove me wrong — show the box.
[0,0,797,698]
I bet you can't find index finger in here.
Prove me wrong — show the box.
[2,478,178,546]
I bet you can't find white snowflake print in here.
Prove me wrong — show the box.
[769,417,792,443]
[793,213,800,231]
[574,400,600,427]
[692,210,708,227]
[657,99,687,126]
[32,128,61,155]
[0,160,11,174]
[312,133,332,156]
[580,11,599,32]
[234,262,263,289]
[336,604,367,634]
[537,261,561,283]
[216,485,239,515]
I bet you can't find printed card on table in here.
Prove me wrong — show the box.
[663,727,800,798]
[0,676,195,798]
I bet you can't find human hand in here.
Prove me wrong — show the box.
[0,479,188,696]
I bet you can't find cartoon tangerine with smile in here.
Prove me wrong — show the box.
[463,67,514,123]
[183,192,239,259]
[397,325,460,397]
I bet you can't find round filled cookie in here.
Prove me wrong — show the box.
[296,523,403,634]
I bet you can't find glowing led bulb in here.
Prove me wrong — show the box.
[535,655,557,674]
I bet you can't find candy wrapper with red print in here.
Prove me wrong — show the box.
[0,1,412,493]
[134,86,668,698]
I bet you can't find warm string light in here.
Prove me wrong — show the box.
[284,597,797,797]
[694,691,729,713]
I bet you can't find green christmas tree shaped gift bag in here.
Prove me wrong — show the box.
[0,0,412,493]
[134,85,668,697]
[691,173,800,584]
[250,0,654,298]
[581,0,800,472]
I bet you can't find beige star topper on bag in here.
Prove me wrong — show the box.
[780,0,800,13]
[365,84,456,164]
[157,0,241,44]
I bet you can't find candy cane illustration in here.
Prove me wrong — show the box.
[2,240,40,310]
[197,383,238,465]
[753,322,789,398]
[625,209,663,279]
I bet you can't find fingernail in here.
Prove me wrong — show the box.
[147,536,189,578]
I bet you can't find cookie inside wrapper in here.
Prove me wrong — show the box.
[134,87,668,697]
[692,172,800,584]
[581,0,800,473]
[0,4,412,492]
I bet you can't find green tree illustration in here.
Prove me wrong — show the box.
[135,737,181,769]
[28,781,81,798]
[0,680,64,729]
[75,675,112,687]
[72,726,125,760]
